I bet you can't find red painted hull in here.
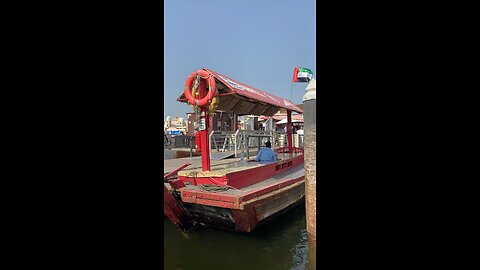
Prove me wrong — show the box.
[181,180,304,232]
[164,155,305,232]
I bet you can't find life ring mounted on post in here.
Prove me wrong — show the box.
[184,70,217,108]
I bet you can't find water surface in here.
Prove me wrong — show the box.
[164,203,313,270]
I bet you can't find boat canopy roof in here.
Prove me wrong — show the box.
[177,68,303,116]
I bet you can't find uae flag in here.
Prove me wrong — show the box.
[292,67,314,82]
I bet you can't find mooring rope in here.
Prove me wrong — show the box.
[199,184,230,192]
[187,170,239,192]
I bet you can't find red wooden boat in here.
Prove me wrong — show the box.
[164,68,304,232]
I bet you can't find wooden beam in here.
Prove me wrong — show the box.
[227,98,241,111]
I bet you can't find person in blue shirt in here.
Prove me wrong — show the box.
[255,141,277,162]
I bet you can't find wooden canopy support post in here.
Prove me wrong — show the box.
[233,112,238,131]
[287,110,293,154]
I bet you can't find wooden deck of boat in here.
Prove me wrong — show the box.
[209,149,259,160]
[177,158,262,177]
[164,150,259,174]
[165,149,242,160]
[164,156,252,174]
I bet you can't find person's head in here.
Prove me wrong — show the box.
[265,141,271,148]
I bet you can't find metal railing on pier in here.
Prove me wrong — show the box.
[164,131,303,159]
[164,135,195,149]
[164,135,195,157]
[209,130,304,158]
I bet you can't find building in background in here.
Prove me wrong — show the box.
[164,116,187,135]
[186,112,237,136]
[258,104,304,131]
[238,115,260,131]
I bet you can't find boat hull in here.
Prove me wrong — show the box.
[164,153,305,233]
[175,179,305,232]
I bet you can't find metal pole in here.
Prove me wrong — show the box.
[190,136,193,157]
[258,136,261,152]
[246,135,250,159]
[234,129,239,157]
[209,131,212,160]
[303,78,316,245]
[233,112,238,132]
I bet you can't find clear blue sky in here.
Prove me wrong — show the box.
[164,0,316,119]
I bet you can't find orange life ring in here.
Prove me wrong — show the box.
[184,70,216,107]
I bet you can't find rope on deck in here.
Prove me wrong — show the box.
[199,184,231,192]
[187,172,239,192]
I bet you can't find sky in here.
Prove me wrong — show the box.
[164,0,316,119]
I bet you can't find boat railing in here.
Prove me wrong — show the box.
[275,146,304,160]
[292,134,304,148]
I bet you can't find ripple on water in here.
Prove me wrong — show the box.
[289,229,309,270]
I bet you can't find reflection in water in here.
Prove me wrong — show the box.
[290,229,309,270]
[164,202,314,270]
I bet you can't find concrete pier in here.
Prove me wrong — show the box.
[303,78,316,245]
